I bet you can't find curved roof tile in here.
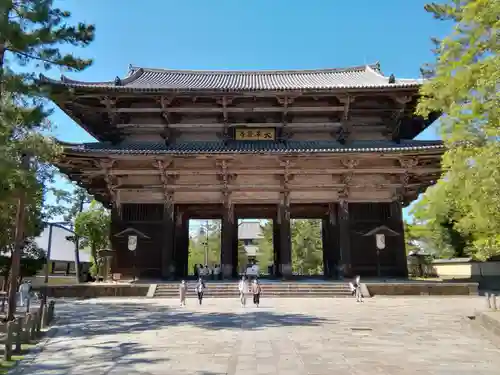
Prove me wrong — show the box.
[40,64,423,92]
[60,140,444,155]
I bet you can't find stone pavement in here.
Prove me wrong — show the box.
[10,296,500,375]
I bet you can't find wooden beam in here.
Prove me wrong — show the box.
[107,182,427,192]
[84,105,346,114]
[115,122,344,129]
[84,167,442,177]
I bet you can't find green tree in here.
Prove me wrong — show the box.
[417,0,500,259]
[291,219,323,275]
[0,0,95,205]
[256,221,273,273]
[74,201,110,277]
[188,221,221,274]
[411,180,473,258]
[237,240,248,274]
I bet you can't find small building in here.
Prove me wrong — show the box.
[34,224,91,275]
[238,221,263,259]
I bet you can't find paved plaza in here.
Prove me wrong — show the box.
[11,296,500,375]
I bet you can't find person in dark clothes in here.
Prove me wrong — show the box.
[195,277,206,305]
[251,279,261,307]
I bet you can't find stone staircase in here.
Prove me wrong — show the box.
[153,281,354,298]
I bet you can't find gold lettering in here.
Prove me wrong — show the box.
[235,128,275,140]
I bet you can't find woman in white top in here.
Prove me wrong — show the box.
[238,276,249,307]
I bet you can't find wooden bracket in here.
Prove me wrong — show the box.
[154,159,175,205]
[340,158,359,169]
[100,96,120,125]
[222,191,234,223]
[278,192,291,222]
[398,157,419,169]
[216,96,234,123]
[338,198,349,220]
[279,159,295,189]
[99,160,119,213]
[328,202,337,225]
[336,95,354,143]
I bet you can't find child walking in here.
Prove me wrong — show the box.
[179,280,187,307]
[251,279,261,307]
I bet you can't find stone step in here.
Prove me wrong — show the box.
[154,282,354,298]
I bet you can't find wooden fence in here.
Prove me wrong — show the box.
[0,300,56,361]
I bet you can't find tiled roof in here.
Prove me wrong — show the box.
[239,221,263,239]
[39,64,422,92]
[61,140,444,155]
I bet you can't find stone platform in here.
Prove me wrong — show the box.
[40,279,478,299]
[12,296,500,375]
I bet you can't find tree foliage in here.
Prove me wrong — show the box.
[256,221,273,270]
[411,180,473,258]
[188,221,221,273]
[257,219,324,275]
[74,201,110,276]
[416,0,500,260]
[291,220,323,275]
[0,1,95,269]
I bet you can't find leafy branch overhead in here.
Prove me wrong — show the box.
[0,1,95,254]
[415,0,500,259]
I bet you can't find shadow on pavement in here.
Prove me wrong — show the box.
[14,339,168,375]
[54,301,331,339]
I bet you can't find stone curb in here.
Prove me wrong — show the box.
[465,311,500,348]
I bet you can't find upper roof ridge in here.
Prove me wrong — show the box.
[127,63,380,76]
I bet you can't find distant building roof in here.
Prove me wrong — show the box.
[39,64,422,92]
[239,222,263,240]
[34,224,91,263]
[61,140,445,156]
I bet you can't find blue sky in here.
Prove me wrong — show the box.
[44,0,450,220]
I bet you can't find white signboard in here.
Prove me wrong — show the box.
[128,235,137,251]
[376,234,386,250]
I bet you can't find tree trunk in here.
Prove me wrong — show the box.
[90,243,98,277]
[73,198,84,283]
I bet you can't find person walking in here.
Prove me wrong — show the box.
[238,276,249,307]
[18,280,30,307]
[195,277,206,305]
[251,279,261,307]
[179,280,188,307]
[352,275,363,302]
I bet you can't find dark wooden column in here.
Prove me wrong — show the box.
[175,209,190,279]
[272,218,281,277]
[220,202,235,279]
[161,201,175,279]
[338,200,352,277]
[109,207,122,275]
[231,218,239,278]
[390,200,408,277]
[322,218,332,278]
[322,203,338,279]
[278,198,292,278]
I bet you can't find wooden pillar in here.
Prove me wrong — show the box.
[161,201,175,279]
[272,218,281,277]
[232,219,239,278]
[322,218,331,278]
[278,199,292,278]
[175,209,189,279]
[390,201,408,277]
[181,216,190,278]
[338,200,352,277]
[220,203,235,279]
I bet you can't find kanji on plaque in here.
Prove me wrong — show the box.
[235,127,275,140]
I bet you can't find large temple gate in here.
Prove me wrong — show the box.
[43,63,443,279]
